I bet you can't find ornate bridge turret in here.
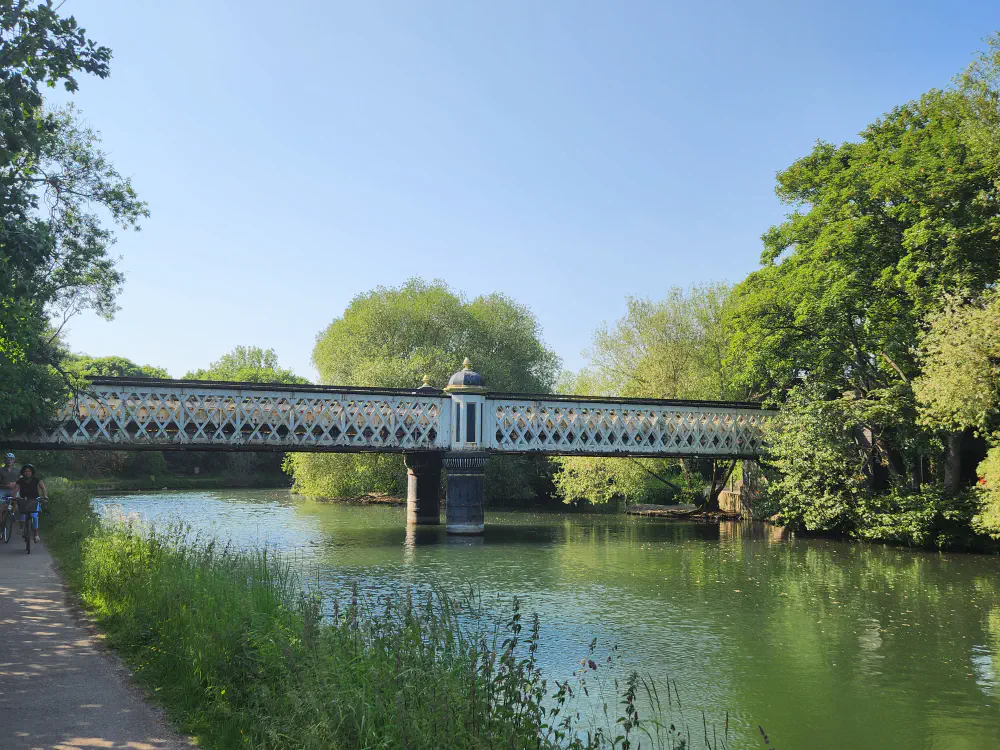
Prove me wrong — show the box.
[442,358,488,534]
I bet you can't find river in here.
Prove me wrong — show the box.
[94,489,1000,750]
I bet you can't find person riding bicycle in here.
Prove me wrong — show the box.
[15,464,45,545]
[1,453,17,515]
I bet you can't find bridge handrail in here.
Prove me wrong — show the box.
[82,378,770,411]
[483,391,770,411]
[82,377,446,398]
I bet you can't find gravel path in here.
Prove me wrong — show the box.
[0,531,192,749]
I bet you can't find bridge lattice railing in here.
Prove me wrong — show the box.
[486,396,769,457]
[30,380,451,452]
[13,379,773,457]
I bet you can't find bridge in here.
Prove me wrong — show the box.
[10,360,774,534]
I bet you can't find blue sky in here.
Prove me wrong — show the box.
[56,0,999,382]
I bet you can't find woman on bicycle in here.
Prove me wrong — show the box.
[15,464,45,545]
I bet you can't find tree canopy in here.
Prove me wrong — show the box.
[553,284,737,508]
[1,4,146,433]
[311,278,558,391]
[184,346,308,384]
[291,279,559,501]
[66,354,169,380]
[728,39,1000,544]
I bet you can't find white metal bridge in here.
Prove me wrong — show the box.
[10,377,773,458]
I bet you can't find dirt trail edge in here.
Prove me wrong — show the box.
[0,534,193,749]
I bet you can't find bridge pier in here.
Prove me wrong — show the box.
[444,452,487,535]
[404,453,442,525]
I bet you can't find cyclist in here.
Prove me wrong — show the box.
[1,453,16,495]
[15,464,45,545]
[0,453,16,537]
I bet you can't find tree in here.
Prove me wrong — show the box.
[912,292,1000,532]
[66,353,169,379]
[1,3,145,433]
[727,76,1000,496]
[185,346,309,384]
[553,284,739,509]
[290,279,559,501]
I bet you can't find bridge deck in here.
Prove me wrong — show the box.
[9,378,772,458]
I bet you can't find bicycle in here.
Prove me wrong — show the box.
[17,497,43,554]
[0,496,12,544]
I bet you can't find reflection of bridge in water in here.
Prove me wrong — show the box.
[12,359,774,535]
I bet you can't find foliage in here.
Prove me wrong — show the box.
[1,0,147,431]
[291,279,559,502]
[974,444,1000,539]
[184,345,308,384]
[914,292,1000,433]
[554,285,737,508]
[584,283,734,400]
[65,353,169,379]
[553,456,667,506]
[759,385,868,533]
[725,41,1000,519]
[853,487,981,549]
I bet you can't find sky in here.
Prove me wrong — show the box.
[54,0,1000,382]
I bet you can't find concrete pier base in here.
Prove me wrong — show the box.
[443,452,487,535]
[404,453,442,525]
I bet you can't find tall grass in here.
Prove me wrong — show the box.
[43,479,757,749]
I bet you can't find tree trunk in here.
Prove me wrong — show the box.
[704,459,737,513]
[943,431,963,497]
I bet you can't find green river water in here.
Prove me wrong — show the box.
[94,489,1000,749]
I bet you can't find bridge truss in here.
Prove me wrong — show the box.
[10,378,772,458]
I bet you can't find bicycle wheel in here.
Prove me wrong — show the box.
[24,516,29,554]
[0,511,7,543]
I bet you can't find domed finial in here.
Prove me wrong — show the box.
[421,374,431,387]
[462,357,472,370]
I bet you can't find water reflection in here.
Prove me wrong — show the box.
[94,490,1000,750]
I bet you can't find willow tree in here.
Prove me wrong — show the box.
[289,279,559,502]
[553,283,740,510]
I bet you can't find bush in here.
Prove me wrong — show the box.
[760,385,868,533]
[853,487,980,548]
[973,444,1000,538]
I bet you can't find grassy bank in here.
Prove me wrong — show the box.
[44,479,746,749]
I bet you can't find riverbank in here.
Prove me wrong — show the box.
[625,503,742,521]
[44,479,729,749]
[66,473,291,493]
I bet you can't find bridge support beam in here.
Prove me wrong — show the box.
[404,453,442,525]
[443,452,487,535]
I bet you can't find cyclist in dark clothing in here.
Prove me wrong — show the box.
[15,464,45,545]
[0,453,17,496]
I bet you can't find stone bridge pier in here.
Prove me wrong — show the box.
[405,359,489,535]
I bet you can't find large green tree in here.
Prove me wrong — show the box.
[66,353,169,379]
[554,284,740,509]
[185,345,309,384]
[290,279,559,502]
[729,43,1000,541]
[1,4,145,433]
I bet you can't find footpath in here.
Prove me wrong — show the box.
[0,534,191,749]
